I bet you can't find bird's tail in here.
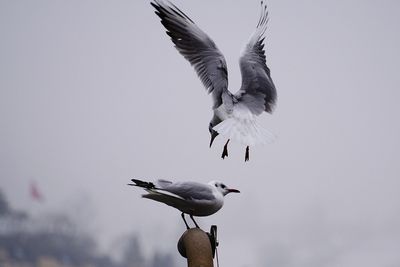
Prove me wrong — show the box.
[128,179,156,189]
[213,118,275,146]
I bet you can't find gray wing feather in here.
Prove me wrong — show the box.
[236,1,277,115]
[160,181,215,201]
[151,0,229,109]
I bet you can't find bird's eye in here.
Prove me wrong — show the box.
[221,184,226,189]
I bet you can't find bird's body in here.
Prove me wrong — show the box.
[128,178,239,228]
[142,180,224,216]
[151,0,277,161]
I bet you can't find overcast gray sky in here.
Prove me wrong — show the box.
[1,0,400,266]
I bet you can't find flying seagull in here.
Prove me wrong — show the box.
[151,1,277,161]
[128,178,240,229]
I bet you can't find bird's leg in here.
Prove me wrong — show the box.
[221,139,230,159]
[245,146,250,162]
[190,214,200,228]
[181,213,190,229]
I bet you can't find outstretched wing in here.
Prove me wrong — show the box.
[151,0,229,108]
[235,1,277,115]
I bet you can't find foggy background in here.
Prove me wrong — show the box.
[1,0,400,266]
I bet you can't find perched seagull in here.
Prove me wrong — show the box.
[128,178,240,229]
[151,1,277,161]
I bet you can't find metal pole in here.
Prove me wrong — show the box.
[177,228,214,267]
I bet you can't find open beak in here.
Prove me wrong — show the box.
[228,188,240,193]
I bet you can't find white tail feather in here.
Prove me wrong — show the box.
[213,117,275,146]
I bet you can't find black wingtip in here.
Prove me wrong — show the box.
[150,1,161,12]
[130,179,156,189]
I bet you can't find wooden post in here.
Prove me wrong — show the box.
[177,228,214,267]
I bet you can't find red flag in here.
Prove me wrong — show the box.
[30,181,44,202]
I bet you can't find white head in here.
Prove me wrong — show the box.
[208,181,240,196]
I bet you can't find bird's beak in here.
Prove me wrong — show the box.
[228,188,240,193]
[209,132,218,147]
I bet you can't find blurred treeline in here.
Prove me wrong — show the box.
[0,190,174,267]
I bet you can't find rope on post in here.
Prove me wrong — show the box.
[177,228,214,267]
